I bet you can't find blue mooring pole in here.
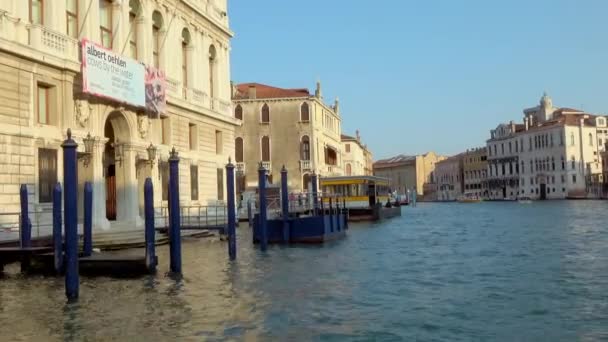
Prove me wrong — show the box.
[226,159,236,260]
[83,182,93,257]
[311,172,319,215]
[247,199,252,228]
[144,178,156,272]
[62,129,79,300]
[280,166,289,243]
[19,184,31,272]
[168,148,182,274]
[53,183,63,273]
[258,163,268,251]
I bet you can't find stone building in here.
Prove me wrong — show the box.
[341,131,373,176]
[0,0,236,231]
[434,154,463,201]
[373,152,444,199]
[487,121,523,199]
[462,147,488,198]
[487,93,608,200]
[232,82,343,193]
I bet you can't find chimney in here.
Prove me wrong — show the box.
[248,85,257,99]
[356,129,360,141]
[510,120,515,132]
[524,117,529,131]
[334,97,340,115]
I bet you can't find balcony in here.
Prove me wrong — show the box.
[261,161,271,172]
[300,160,311,172]
[236,162,245,172]
[28,24,79,61]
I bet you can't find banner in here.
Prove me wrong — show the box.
[145,66,166,118]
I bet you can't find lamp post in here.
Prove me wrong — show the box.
[80,132,95,167]
[146,143,157,167]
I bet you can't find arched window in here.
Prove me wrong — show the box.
[66,0,78,38]
[99,0,113,48]
[128,0,141,59]
[261,136,270,161]
[571,156,576,170]
[261,103,270,123]
[300,136,310,160]
[346,163,352,176]
[589,133,593,146]
[30,0,44,25]
[551,157,555,171]
[570,132,575,146]
[234,104,243,120]
[181,28,191,92]
[209,45,217,99]
[152,11,163,68]
[561,156,565,170]
[235,137,243,163]
[300,102,310,122]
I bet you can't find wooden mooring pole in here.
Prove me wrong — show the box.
[226,159,236,260]
[280,166,289,243]
[258,163,268,251]
[62,129,79,300]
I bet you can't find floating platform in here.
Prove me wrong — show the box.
[0,246,54,269]
[253,213,348,244]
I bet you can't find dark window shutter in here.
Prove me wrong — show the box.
[38,148,57,203]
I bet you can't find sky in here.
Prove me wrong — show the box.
[228,0,608,159]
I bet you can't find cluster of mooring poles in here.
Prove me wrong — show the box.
[1,129,240,301]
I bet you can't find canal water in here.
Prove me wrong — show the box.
[1,201,608,341]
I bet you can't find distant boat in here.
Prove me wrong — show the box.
[457,194,482,203]
[517,196,532,204]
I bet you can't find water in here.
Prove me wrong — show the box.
[1,201,608,341]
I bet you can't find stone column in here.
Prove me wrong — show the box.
[92,139,110,230]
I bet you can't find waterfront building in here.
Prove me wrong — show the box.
[487,93,608,200]
[0,0,236,230]
[434,154,464,201]
[341,131,373,176]
[373,152,445,199]
[462,147,488,198]
[232,82,343,193]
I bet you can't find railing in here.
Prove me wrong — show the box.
[166,77,180,97]
[261,161,271,171]
[27,24,78,61]
[300,160,311,171]
[0,208,64,240]
[191,88,208,107]
[236,162,245,172]
[155,205,227,231]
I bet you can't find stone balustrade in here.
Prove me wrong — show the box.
[300,160,311,171]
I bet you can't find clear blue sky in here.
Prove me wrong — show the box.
[228,0,608,159]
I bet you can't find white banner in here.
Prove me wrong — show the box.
[82,39,145,107]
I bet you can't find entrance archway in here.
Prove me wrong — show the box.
[103,111,139,224]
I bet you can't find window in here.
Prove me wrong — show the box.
[509,142,512,153]
[128,0,140,59]
[234,105,243,120]
[529,137,532,151]
[501,143,504,154]
[235,137,244,163]
[571,156,576,170]
[552,157,555,171]
[152,12,163,68]
[99,0,112,48]
[301,102,310,122]
[550,133,554,146]
[345,144,351,153]
[30,0,43,24]
[181,29,191,91]
[215,130,222,154]
[561,175,565,183]
[160,161,169,201]
[66,0,77,38]
[572,174,577,183]
[509,163,513,174]
[589,133,593,146]
[521,178,525,186]
[38,148,57,203]
[160,117,170,144]
[261,104,270,123]
[521,161,525,174]
[217,168,224,201]
[300,136,310,160]
[190,165,198,201]
[189,123,197,150]
[346,163,352,176]
[37,84,50,124]
[515,140,518,152]
[570,132,575,146]
[209,45,217,99]
[501,163,505,175]
[494,145,497,155]
[261,136,270,161]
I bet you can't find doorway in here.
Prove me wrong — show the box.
[502,186,507,199]
[104,120,117,220]
[368,183,376,207]
[540,183,547,200]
